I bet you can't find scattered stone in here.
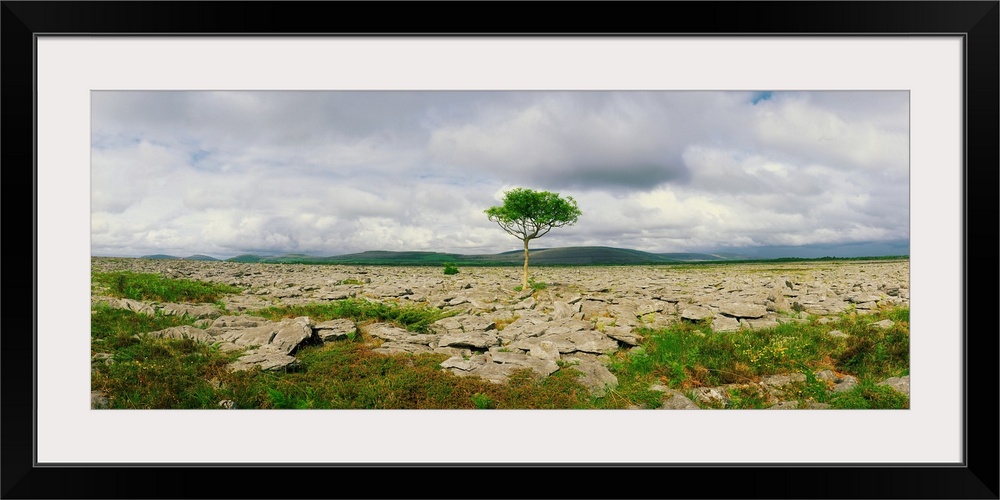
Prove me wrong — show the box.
[602,326,644,346]
[568,360,618,397]
[768,401,798,409]
[651,386,700,409]
[870,319,895,329]
[439,331,501,350]
[691,387,731,408]
[718,302,767,319]
[228,349,301,372]
[815,369,859,392]
[680,305,712,321]
[314,318,357,341]
[142,325,214,343]
[877,375,910,395]
[158,302,224,319]
[761,373,807,387]
[528,340,560,361]
[91,390,110,409]
[710,315,742,332]
[92,352,114,366]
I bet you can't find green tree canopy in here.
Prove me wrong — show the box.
[485,187,582,290]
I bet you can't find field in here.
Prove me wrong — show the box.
[90,257,910,410]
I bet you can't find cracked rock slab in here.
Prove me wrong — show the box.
[566,360,618,397]
[314,318,357,341]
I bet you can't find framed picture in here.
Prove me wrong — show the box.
[5,1,996,498]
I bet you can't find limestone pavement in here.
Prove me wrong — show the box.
[90,257,910,409]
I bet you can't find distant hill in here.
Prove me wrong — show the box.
[130,246,907,266]
[219,246,760,266]
[654,252,751,262]
[228,254,267,263]
[141,254,219,261]
[184,254,219,261]
[141,254,181,260]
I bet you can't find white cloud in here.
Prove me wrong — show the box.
[91,90,909,258]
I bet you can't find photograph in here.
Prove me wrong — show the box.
[88,89,913,412]
[5,1,997,498]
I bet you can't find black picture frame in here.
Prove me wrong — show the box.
[3,1,997,498]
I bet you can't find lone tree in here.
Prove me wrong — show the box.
[485,187,582,291]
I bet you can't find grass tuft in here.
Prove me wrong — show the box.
[93,271,243,303]
[247,298,455,333]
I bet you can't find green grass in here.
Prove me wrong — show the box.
[604,305,909,409]
[90,304,252,408]
[514,279,549,292]
[246,298,455,333]
[93,271,243,303]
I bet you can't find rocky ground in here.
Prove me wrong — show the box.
[90,257,910,408]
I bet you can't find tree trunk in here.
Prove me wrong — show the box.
[522,238,530,291]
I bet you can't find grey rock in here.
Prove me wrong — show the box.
[602,326,643,346]
[143,325,214,343]
[488,349,560,378]
[269,317,315,354]
[718,302,767,319]
[91,390,110,409]
[740,317,780,330]
[228,350,301,372]
[158,302,223,319]
[112,297,156,316]
[710,315,742,332]
[440,356,482,372]
[512,296,537,310]
[365,323,424,341]
[761,373,807,387]
[568,360,619,397]
[528,340,561,361]
[869,319,895,329]
[816,369,859,393]
[847,293,883,304]
[654,388,700,409]
[680,305,712,321]
[768,401,799,409]
[877,375,910,395]
[431,315,497,335]
[691,387,731,408]
[92,352,114,366]
[314,318,357,341]
[207,315,264,331]
[552,301,581,319]
[439,331,501,350]
[799,401,833,409]
[832,375,859,393]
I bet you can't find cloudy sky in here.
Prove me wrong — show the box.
[91,91,909,259]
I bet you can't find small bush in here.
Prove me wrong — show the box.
[471,393,494,409]
[514,279,548,292]
[443,263,460,275]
